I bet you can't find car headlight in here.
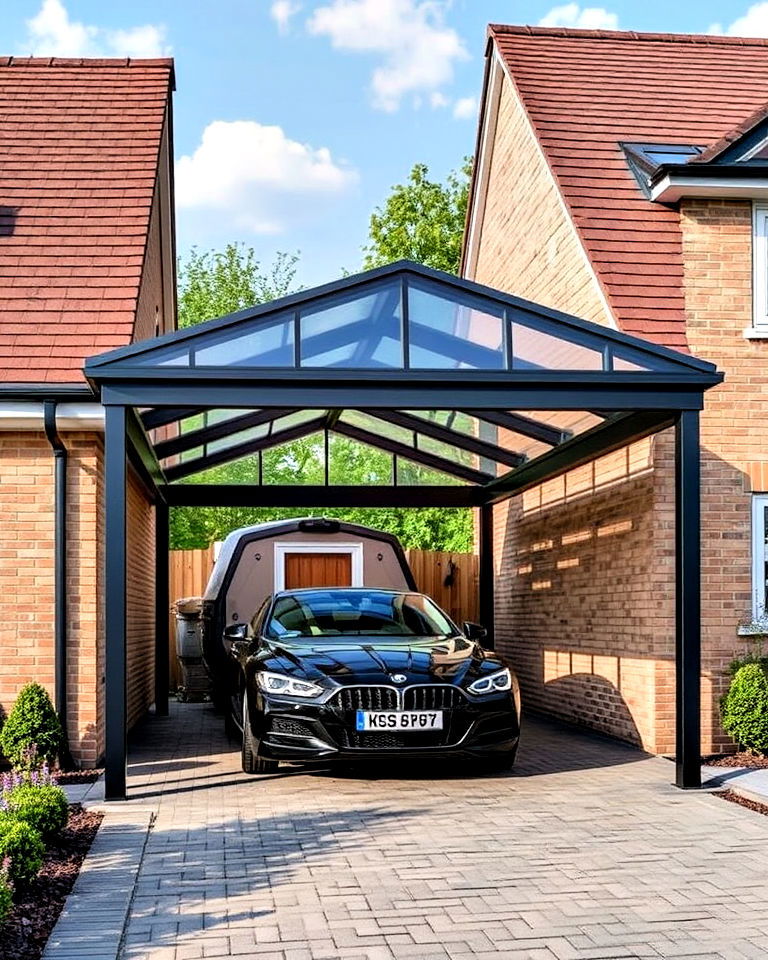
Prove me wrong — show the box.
[256,672,324,698]
[467,668,512,696]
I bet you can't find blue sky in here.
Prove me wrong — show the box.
[3,0,767,287]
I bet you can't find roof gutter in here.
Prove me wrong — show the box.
[43,401,72,767]
[650,163,768,203]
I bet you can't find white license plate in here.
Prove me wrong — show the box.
[355,710,444,731]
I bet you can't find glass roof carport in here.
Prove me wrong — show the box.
[84,260,723,800]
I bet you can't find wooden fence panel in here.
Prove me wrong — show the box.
[405,549,479,627]
[167,545,479,690]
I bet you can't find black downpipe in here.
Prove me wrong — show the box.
[43,401,72,766]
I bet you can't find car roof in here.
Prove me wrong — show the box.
[274,587,418,597]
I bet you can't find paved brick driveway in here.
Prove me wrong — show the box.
[119,703,768,960]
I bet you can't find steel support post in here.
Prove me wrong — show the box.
[154,500,170,718]
[675,410,701,789]
[104,405,128,801]
[479,503,495,649]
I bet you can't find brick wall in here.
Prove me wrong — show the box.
[471,74,679,753]
[680,198,761,751]
[126,467,156,729]
[0,431,102,764]
[472,73,612,326]
[471,77,765,755]
[0,431,157,767]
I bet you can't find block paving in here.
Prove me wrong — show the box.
[109,703,768,960]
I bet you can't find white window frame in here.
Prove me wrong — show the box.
[273,541,364,591]
[752,495,768,620]
[752,203,768,330]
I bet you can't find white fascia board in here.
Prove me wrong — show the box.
[651,175,768,203]
[463,54,503,279]
[467,47,618,331]
[0,402,105,431]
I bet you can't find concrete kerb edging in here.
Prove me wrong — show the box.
[42,802,156,960]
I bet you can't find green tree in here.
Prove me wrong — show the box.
[178,245,298,328]
[363,158,472,275]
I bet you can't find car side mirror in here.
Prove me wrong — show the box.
[223,622,248,641]
[463,621,487,643]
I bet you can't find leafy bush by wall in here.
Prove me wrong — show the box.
[720,663,768,753]
[0,814,44,886]
[5,784,68,838]
[0,859,11,930]
[0,683,62,769]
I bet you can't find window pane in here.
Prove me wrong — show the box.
[300,282,402,368]
[511,322,603,370]
[407,278,505,369]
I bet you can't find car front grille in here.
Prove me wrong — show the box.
[330,684,471,750]
[333,686,399,711]
[403,686,465,710]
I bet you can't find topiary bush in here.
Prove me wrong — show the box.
[0,682,62,769]
[5,784,69,839]
[0,813,44,887]
[720,662,768,754]
[0,858,11,930]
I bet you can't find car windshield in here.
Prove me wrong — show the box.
[265,590,457,639]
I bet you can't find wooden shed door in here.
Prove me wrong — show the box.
[283,552,353,589]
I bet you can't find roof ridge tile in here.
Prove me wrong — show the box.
[488,23,768,47]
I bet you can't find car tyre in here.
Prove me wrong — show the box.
[241,696,278,775]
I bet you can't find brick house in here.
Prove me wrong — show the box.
[463,25,768,754]
[0,58,175,765]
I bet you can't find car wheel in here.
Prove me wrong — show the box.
[241,696,278,775]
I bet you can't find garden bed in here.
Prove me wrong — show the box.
[719,789,768,817]
[703,752,768,769]
[0,804,102,960]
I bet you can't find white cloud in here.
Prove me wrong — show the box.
[270,0,302,34]
[175,120,358,234]
[306,0,468,112]
[23,0,169,57]
[538,3,619,29]
[453,95,477,120]
[709,2,768,36]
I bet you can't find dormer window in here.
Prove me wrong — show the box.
[622,143,704,198]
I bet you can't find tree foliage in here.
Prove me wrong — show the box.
[178,245,298,329]
[363,158,472,274]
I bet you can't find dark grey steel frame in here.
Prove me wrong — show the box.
[85,261,722,799]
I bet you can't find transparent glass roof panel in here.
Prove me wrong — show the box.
[407,277,505,370]
[511,322,603,371]
[262,433,326,485]
[205,423,269,456]
[339,410,414,447]
[300,281,401,369]
[134,315,294,368]
[328,434,393,485]
[396,458,464,486]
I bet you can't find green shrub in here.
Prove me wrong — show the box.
[0,814,44,886]
[5,784,68,838]
[720,663,768,753]
[0,683,62,769]
[0,860,12,930]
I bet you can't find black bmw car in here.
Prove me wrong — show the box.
[224,587,521,774]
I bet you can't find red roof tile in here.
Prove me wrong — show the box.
[0,57,173,383]
[488,25,768,349]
